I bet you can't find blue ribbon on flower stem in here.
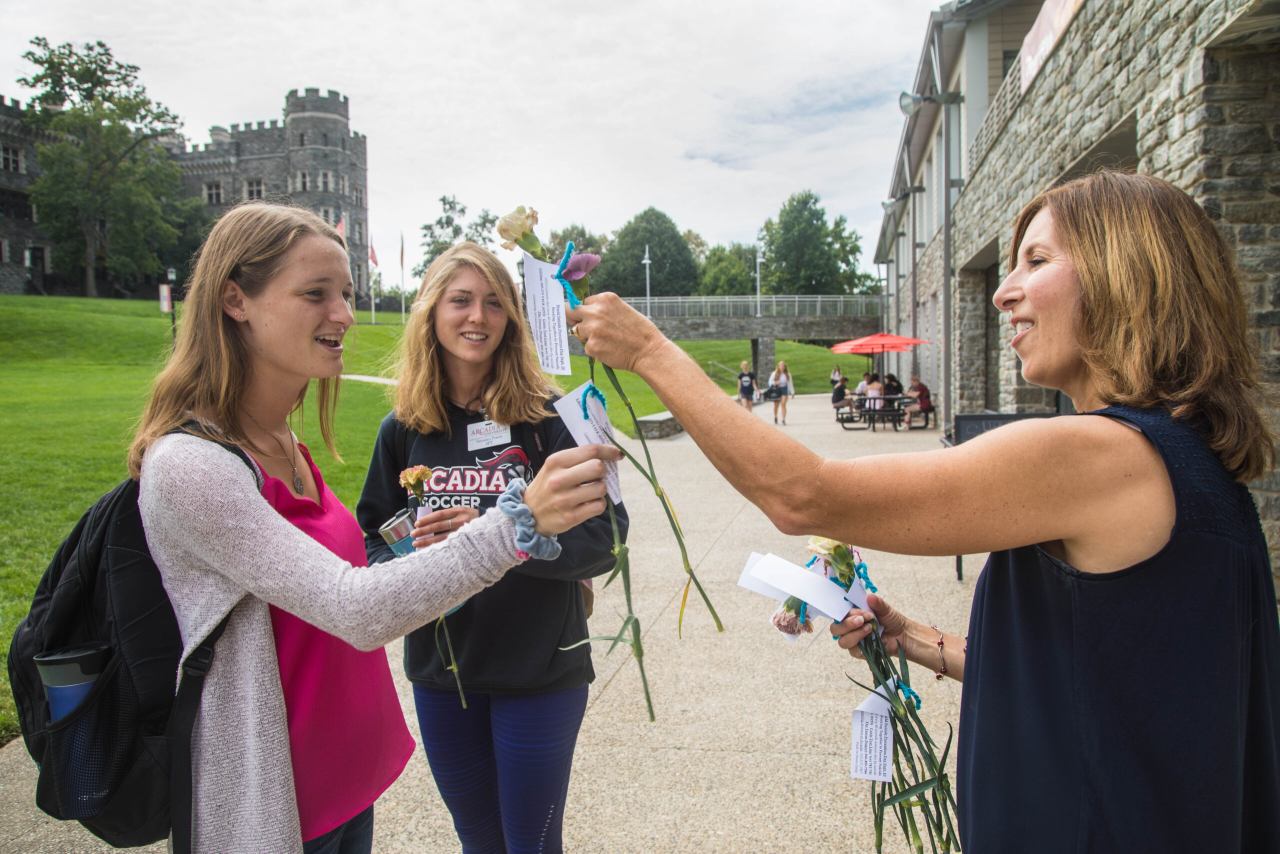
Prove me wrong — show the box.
[897,681,922,710]
[580,382,607,420]
[855,560,877,594]
[555,241,581,308]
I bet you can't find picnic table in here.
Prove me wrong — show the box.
[835,395,911,431]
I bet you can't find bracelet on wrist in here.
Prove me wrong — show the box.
[930,624,947,680]
[496,478,562,561]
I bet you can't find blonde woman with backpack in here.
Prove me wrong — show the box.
[130,203,618,853]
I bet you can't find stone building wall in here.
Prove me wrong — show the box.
[173,89,370,295]
[0,95,49,294]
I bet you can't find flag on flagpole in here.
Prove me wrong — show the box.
[399,232,405,270]
[369,243,379,268]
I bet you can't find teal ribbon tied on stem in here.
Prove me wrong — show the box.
[855,560,878,594]
[554,241,581,308]
[897,680,922,710]
[580,382,607,420]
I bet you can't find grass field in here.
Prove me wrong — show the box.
[0,294,868,742]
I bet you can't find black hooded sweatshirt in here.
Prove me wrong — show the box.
[357,401,627,694]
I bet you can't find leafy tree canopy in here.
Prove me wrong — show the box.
[20,37,189,297]
[682,229,708,266]
[546,223,610,261]
[696,242,756,296]
[412,195,497,277]
[593,207,697,298]
[759,190,877,295]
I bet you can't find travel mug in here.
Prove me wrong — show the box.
[33,644,111,723]
[378,508,416,556]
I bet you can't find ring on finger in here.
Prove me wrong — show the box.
[571,324,581,339]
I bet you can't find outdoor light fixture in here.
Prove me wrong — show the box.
[898,90,963,117]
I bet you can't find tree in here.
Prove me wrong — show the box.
[696,243,756,296]
[592,208,698,298]
[759,190,876,295]
[20,37,188,297]
[681,229,708,267]
[412,195,498,277]
[546,223,610,261]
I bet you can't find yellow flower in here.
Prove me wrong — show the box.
[807,536,844,556]
[497,206,539,250]
[399,465,432,492]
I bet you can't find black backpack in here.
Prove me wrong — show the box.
[7,437,256,852]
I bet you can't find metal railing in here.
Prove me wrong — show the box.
[621,294,884,319]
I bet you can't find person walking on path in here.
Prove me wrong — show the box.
[356,241,626,854]
[567,172,1280,853]
[736,360,758,413]
[132,204,617,853]
[767,360,795,425]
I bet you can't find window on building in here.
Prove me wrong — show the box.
[354,186,364,206]
[1,145,22,173]
[340,175,349,195]
[321,207,332,224]
[1002,50,1019,81]
[245,178,264,200]
[321,171,331,193]
[298,132,306,147]
[204,182,222,205]
[354,221,364,243]
[297,172,309,192]
[0,239,7,264]
[322,133,329,147]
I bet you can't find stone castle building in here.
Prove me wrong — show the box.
[0,88,370,296]
[873,0,1280,567]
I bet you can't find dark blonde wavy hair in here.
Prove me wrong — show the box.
[394,241,556,434]
[1010,171,1273,482]
[128,203,346,477]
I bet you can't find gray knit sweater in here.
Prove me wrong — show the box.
[139,434,520,852]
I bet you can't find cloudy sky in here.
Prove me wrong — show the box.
[1,0,938,282]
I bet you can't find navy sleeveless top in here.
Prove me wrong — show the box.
[958,406,1280,852]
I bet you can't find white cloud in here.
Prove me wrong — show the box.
[0,0,939,282]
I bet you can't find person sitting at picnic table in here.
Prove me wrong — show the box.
[904,375,932,428]
[853,372,871,396]
[864,373,884,410]
[566,171,1280,852]
[831,375,854,414]
[884,373,904,397]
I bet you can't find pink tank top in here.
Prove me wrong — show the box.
[257,443,414,842]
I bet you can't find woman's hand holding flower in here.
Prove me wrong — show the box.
[412,506,480,549]
[566,292,670,374]
[522,444,623,536]
[832,593,912,659]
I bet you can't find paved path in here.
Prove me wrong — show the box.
[0,395,980,853]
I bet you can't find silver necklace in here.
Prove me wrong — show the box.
[246,413,304,494]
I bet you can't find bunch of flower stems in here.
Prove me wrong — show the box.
[499,208,723,721]
[850,628,960,853]
[576,357,723,721]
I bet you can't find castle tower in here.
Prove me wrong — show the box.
[285,88,370,297]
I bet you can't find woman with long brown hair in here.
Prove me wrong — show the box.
[133,204,616,852]
[568,172,1280,851]
[356,241,626,853]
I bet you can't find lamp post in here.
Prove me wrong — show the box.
[754,248,763,318]
[165,267,177,346]
[642,244,652,316]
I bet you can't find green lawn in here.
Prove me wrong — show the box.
[0,294,867,743]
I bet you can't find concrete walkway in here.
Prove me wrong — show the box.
[0,394,980,853]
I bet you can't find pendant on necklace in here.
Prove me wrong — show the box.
[292,472,304,494]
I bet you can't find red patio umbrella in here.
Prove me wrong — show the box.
[830,332,928,355]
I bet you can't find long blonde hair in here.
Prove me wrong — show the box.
[394,241,555,434]
[1010,171,1273,482]
[128,203,346,477]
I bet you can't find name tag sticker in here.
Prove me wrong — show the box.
[467,420,512,451]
